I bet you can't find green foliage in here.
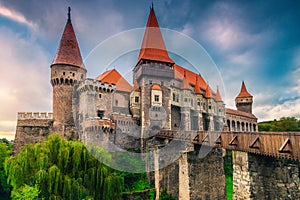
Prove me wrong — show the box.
[5,133,123,200]
[159,189,177,200]
[11,184,39,200]
[223,150,233,200]
[225,176,233,200]
[258,117,300,132]
[0,140,12,199]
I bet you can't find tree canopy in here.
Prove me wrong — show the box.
[258,117,300,132]
[0,139,12,199]
[5,134,123,200]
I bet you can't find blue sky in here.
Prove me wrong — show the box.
[0,0,300,138]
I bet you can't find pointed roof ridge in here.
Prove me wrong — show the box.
[205,84,213,98]
[181,71,190,90]
[215,86,223,102]
[133,80,141,92]
[51,7,85,69]
[137,6,174,64]
[194,75,201,94]
[236,81,252,98]
[95,69,132,92]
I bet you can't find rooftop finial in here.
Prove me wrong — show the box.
[150,2,154,10]
[68,7,71,22]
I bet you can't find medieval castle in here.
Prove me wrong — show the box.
[12,6,269,200]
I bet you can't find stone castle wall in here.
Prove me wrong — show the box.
[13,112,53,154]
[233,150,300,200]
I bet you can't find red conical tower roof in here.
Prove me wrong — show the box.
[137,6,174,64]
[205,85,213,99]
[181,71,190,90]
[236,81,252,98]
[51,7,85,69]
[194,75,201,94]
[215,87,223,102]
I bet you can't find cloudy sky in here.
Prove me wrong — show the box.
[0,0,300,139]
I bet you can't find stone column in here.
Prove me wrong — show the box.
[232,151,251,200]
[179,153,190,200]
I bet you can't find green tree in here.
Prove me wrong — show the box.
[0,140,12,199]
[5,134,123,200]
[11,184,39,200]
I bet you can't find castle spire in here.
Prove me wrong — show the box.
[205,84,213,98]
[236,81,252,98]
[51,7,85,69]
[181,71,190,90]
[194,75,201,94]
[215,86,223,102]
[137,6,174,64]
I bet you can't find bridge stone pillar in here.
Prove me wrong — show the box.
[233,150,300,200]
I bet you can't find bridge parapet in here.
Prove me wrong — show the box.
[155,130,300,161]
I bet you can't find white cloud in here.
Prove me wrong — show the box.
[0,4,36,29]
[0,27,52,133]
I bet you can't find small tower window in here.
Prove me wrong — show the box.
[197,101,201,106]
[97,110,104,119]
[173,93,176,101]
[115,99,119,106]
[161,81,164,86]
[154,95,159,102]
[63,72,65,75]
[184,98,187,102]
[73,73,75,77]
[99,94,102,98]
[135,96,139,103]
[208,105,212,109]
[149,80,153,85]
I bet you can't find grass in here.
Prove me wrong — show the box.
[226,176,233,200]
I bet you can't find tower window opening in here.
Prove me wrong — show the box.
[97,110,104,119]
[154,95,159,102]
[99,93,102,98]
[208,105,212,109]
[73,73,75,77]
[149,80,153,85]
[135,96,139,103]
[115,99,118,106]
[63,72,65,75]
[173,93,176,101]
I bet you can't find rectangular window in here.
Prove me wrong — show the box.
[135,96,139,103]
[161,81,164,86]
[149,80,153,85]
[184,98,187,102]
[154,95,159,102]
[208,105,212,109]
[173,93,176,101]
[197,101,201,106]
[115,100,118,106]
[97,110,104,119]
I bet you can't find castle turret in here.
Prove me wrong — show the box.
[235,81,253,114]
[50,7,86,136]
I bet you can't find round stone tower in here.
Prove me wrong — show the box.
[50,7,86,136]
[235,81,253,114]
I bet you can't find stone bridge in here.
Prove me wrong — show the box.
[149,130,300,200]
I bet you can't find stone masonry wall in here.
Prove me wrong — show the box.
[14,118,52,154]
[188,147,226,200]
[233,150,300,200]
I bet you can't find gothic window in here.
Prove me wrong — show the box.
[173,93,176,101]
[154,95,159,102]
[135,96,139,103]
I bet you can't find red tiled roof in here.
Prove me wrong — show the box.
[194,76,202,94]
[137,7,174,64]
[236,81,252,98]
[173,64,207,90]
[152,84,162,91]
[181,71,190,90]
[52,8,85,68]
[226,108,257,119]
[215,88,222,102]
[95,69,132,92]
[205,85,213,98]
[133,80,140,92]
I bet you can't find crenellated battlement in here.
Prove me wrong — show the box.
[17,112,53,119]
[77,78,116,93]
